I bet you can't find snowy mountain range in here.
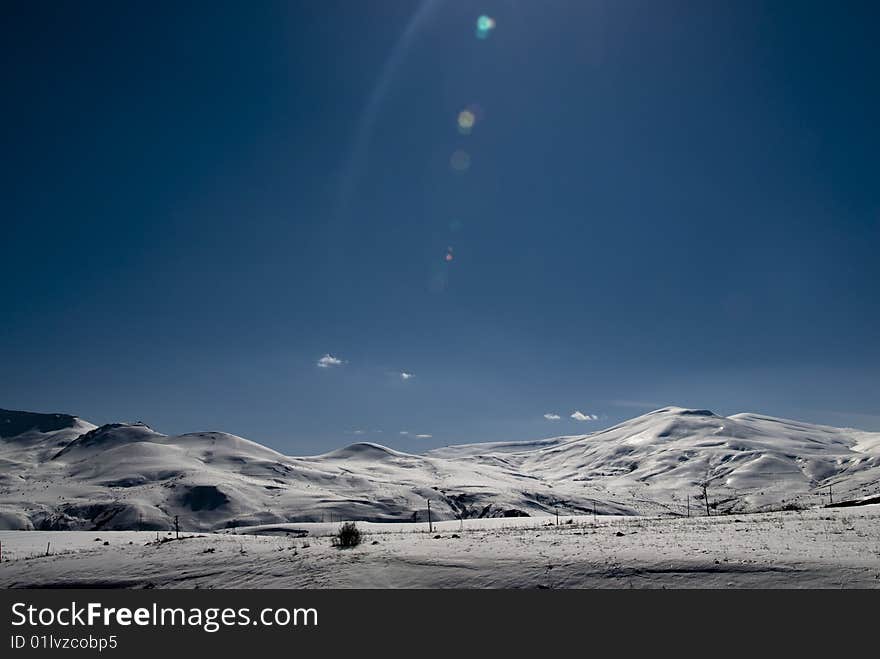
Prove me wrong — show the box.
[1,406,879,531]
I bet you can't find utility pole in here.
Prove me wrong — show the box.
[701,483,710,517]
[174,515,179,539]
[829,484,833,505]
[686,494,690,518]
[593,501,597,522]
[555,506,559,526]
[427,500,433,533]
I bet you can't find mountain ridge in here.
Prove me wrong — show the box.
[1,406,878,532]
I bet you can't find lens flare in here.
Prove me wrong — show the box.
[457,109,476,134]
[450,149,471,172]
[445,247,454,262]
[476,15,496,39]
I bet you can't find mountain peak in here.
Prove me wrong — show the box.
[318,442,407,461]
[647,407,718,418]
[0,408,79,439]
[51,422,164,459]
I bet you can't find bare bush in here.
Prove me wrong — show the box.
[334,522,362,548]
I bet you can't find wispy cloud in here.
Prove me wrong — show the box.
[317,353,345,368]
[543,413,561,421]
[415,434,432,439]
[400,371,415,380]
[399,431,409,435]
[571,411,598,421]
[352,430,365,435]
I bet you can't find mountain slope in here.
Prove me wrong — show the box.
[0,406,878,531]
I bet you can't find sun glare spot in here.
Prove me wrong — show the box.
[476,15,496,39]
[450,149,471,171]
[457,109,476,134]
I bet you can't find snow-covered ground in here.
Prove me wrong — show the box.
[2,406,879,533]
[1,507,878,588]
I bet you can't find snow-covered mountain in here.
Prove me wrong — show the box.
[1,406,878,531]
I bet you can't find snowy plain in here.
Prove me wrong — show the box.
[1,507,878,588]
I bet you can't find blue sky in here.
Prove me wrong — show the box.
[2,1,878,454]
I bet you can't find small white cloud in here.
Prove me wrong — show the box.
[352,430,365,435]
[400,372,415,380]
[317,354,345,368]
[543,413,561,421]
[415,434,433,439]
[399,431,409,435]
[571,411,598,421]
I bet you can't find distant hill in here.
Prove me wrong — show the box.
[0,406,878,531]
[1,409,81,438]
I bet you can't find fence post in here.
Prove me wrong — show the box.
[701,483,711,516]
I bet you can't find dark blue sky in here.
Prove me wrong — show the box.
[2,1,878,453]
